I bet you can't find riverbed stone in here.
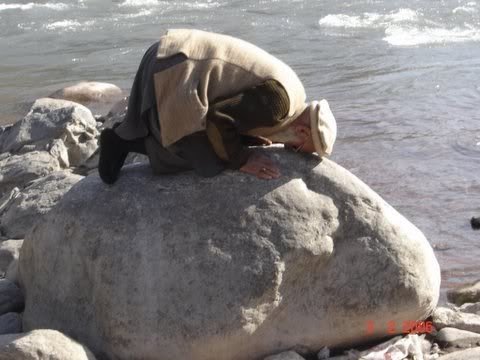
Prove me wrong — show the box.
[0,279,23,315]
[436,327,480,348]
[0,98,98,167]
[0,171,83,239]
[459,302,480,315]
[0,151,60,198]
[264,351,305,360]
[433,307,480,333]
[19,151,441,360]
[447,280,480,306]
[0,240,23,275]
[0,312,22,335]
[0,329,97,359]
[437,347,480,359]
[49,82,123,105]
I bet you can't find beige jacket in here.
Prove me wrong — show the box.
[154,29,307,147]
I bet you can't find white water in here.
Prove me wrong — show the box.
[319,5,480,46]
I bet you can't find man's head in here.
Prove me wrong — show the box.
[270,100,337,156]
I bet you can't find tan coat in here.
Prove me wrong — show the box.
[154,29,307,147]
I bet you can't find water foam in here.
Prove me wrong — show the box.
[44,19,95,31]
[118,0,159,7]
[319,7,480,46]
[0,2,69,11]
[384,25,480,46]
[118,0,221,9]
[318,9,419,29]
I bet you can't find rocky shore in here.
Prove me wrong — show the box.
[0,82,479,359]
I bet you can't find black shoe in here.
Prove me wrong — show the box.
[98,129,129,184]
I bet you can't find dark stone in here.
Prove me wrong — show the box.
[471,217,480,230]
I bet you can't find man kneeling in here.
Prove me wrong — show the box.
[99,29,337,183]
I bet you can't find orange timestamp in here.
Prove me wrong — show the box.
[365,320,434,335]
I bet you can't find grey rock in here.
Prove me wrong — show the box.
[5,259,18,285]
[48,139,70,168]
[0,189,20,216]
[433,307,480,333]
[447,281,480,306]
[316,347,330,359]
[0,151,60,199]
[264,351,305,360]
[0,329,97,360]
[0,240,23,275]
[437,347,480,359]
[0,279,23,315]
[19,151,441,360]
[0,171,83,239]
[436,327,480,348]
[0,98,98,167]
[0,313,22,335]
[459,302,480,315]
[99,96,128,130]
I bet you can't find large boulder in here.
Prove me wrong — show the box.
[18,150,441,360]
[0,98,98,166]
[0,171,83,239]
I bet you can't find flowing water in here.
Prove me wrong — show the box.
[1,0,479,298]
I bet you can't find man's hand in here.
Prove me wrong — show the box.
[239,152,280,180]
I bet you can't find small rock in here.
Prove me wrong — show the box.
[0,329,97,359]
[0,98,98,166]
[49,81,123,105]
[459,302,480,315]
[0,312,22,335]
[433,307,480,333]
[471,217,480,230]
[0,151,60,197]
[0,240,23,275]
[317,346,330,359]
[264,351,305,360]
[0,279,24,315]
[100,96,128,130]
[436,327,480,348]
[447,280,480,306]
[437,347,480,359]
[0,171,83,239]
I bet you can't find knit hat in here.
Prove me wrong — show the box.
[309,99,337,156]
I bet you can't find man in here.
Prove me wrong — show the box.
[99,29,337,184]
